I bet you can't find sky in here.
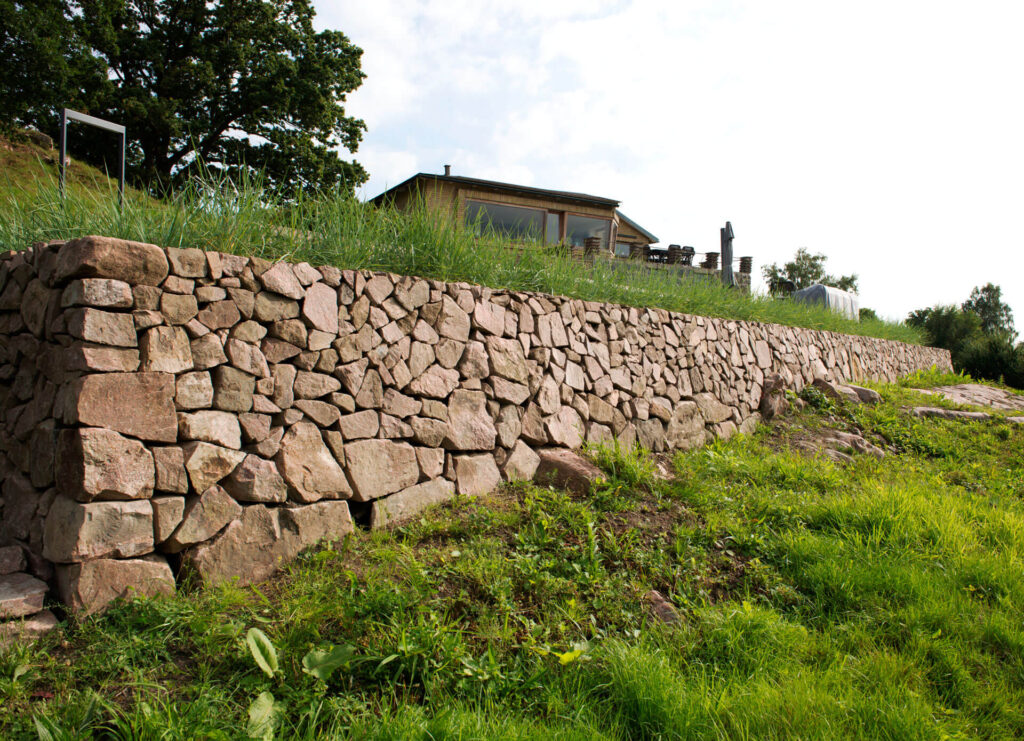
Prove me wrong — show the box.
[313,1,1024,324]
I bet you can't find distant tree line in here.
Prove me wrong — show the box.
[908,283,1023,388]
[0,0,367,196]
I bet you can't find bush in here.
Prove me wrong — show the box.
[954,333,1024,389]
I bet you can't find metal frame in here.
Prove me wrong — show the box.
[59,108,126,206]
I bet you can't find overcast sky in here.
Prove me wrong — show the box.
[314,1,1024,325]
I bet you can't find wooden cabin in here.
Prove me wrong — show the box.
[370,171,658,255]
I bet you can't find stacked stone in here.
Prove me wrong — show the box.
[0,236,951,617]
[1,544,55,648]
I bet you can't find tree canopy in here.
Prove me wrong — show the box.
[908,284,1022,388]
[761,248,858,294]
[962,283,1015,339]
[0,0,367,195]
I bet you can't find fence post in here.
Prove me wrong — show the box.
[720,221,736,287]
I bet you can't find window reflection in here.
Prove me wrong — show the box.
[546,213,561,244]
[466,200,544,241]
[566,214,610,251]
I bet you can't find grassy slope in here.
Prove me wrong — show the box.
[2,370,1023,738]
[0,135,922,344]
[0,134,149,204]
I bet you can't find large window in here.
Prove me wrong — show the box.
[466,200,544,242]
[566,214,611,251]
[545,212,561,244]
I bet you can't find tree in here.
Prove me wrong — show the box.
[962,283,1015,339]
[906,305,983,352]
[0,1,103,134]
[906,300,1024,389]
[1,0,367,195]
[761,248,858,294]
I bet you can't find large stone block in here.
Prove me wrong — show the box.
[43,496,154,562]
[182,505,283,586]
[56,556,174,616]
[371,479,455,529]
[534,448,603,494]
[259,262,304,299]
[176,371,215,409]
[140,325,194,373]
[166,246,207,278]
[66,308,137,347]
[666,401,706,450]
[223,454,288,503]
[443,389,496,451]
[502,440,540,482]
[182,500,353,587]
[0,610,58,649]
[177,410,242,449]
[544,406,585,449]
[67,372,177,443]
[0,546,26,576]
[66,342,141,372]
[274,422,352,502]
[152,495,186,543]
[182,442,245,493]
[344,439,419,501]
[435,296,470,341]
[55,236,169,286]
[56,427,155,502]
[0,572,48,619]
[212,365,255,412]
[454,453,500,496]
[302,281,339,334]
[61,278,134,308]
[153,446,189,494]
[485,336,528,384]
[163,485,242,552]
[281,500,354,551]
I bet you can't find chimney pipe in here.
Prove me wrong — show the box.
[444,164,451,176]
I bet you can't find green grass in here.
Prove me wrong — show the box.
[0,132,152,205]
[4,383,1024,738]
[0,140,922,344]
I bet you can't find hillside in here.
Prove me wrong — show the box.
[2,369,1023,738]
[0,131,141,204]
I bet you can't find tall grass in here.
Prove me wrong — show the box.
[0,169,923,344]
[6,387,1024,738]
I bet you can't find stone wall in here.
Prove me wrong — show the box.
[0,236,951,616]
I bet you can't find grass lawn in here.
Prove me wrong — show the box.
[0,134,922,345]
[2,371,1023,739]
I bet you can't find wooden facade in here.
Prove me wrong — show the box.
[371,173,658,253]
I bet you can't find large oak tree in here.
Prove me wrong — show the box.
[1,0,367,195]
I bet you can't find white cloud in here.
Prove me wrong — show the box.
[315,0,1024,324]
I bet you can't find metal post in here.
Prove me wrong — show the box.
[58,108,68,201]
[58,108,127,207]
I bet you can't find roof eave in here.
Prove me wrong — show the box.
[370,173,620,209]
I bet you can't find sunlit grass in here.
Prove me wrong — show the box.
[0,168,923,344]
[4,388,1024,737]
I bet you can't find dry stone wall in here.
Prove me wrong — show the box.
[0,236,951,617]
